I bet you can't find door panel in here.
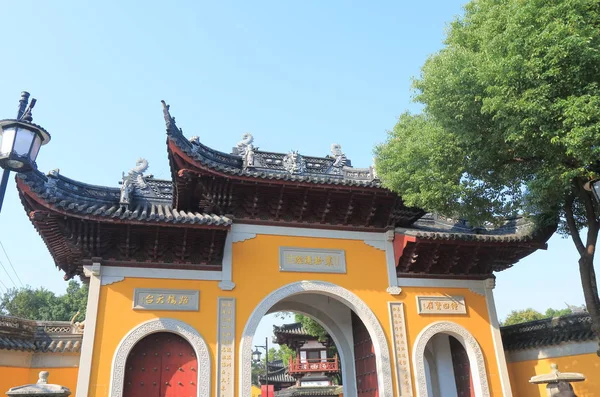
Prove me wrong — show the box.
[352,312,378,397]
[124,332,197,397]
[449,336,474,397]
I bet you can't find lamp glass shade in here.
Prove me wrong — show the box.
[0,127,16,156]
[30,134,42,162]
[252,349,262,362]
[13,127,35,156]
[592,180,600,203]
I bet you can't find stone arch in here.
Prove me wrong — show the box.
[412,321,490,397]
[239,280,394,397]
[109,318,211,397]
[270,299,357,396]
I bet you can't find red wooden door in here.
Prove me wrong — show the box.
[352,312,379,397]
[449,336,474,397]
[124,332,197,397]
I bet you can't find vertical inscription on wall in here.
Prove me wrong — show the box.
[388,302,413,396]
[217,297,236,397]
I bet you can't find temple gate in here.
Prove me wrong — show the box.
[9,97,554,397]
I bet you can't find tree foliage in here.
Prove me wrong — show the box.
[0,281,88,321]
[375,0,600,352]
[295,313,328,341]
[501,307,573,326]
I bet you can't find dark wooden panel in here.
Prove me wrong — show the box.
[352,312,379,397]
[123,332,197,397]
[449,336,474,397]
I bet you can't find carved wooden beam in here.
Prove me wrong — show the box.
[320,192,332,223]
[344,193,354,225]
[274,185,286,220]
[365,193,377,227]
[298,190,309,222]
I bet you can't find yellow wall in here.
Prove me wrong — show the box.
[0,366,29,394]
[251,384,261,397]
[27,367,79,394]
[0,361,78,395]
[87,233,505,397]
[508,353,600,397]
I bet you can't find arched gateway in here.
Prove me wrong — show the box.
[13,97,554,397]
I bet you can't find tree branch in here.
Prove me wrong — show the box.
[574,178,600,250]
[564,193,586,255]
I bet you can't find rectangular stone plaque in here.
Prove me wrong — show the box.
[132,289,199,311]
[417,296,466,315]
[217,297,235,397]
[279,247,346,274]
[388,302,413,396]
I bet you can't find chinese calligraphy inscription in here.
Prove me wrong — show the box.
[279,247,346,274]
[416,296,466,315]
[388,302,413,396]
[132,289,199,311]
[217,297,236,397]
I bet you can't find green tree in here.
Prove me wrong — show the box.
[502,309,545,326]
[375,0,600,353]
[0,280,88,321]
[544,307,574,319]
[501,307,575,326]
[295,313,328,341]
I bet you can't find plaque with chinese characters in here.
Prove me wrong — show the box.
[388,302,413,396]
[279,247,346,274]
[133,289,199,311]
[417,296,466,315]
[217,297,235,397]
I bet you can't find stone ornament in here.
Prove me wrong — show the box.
[6,371,72,396]
[239,280,394,397]
[412,321,490,397]
[283,150,306,174]
[109,318,211,397]
[119,158,151,209]
[530,364,585,397]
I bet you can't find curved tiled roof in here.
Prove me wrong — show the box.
[400,213,555,245]
[0,316,83,353]
[500,313,595,351]
[274,322,311,337]
[258,365,296,384]
[17,169,231,227]
[163,101,380,188]
[276,386,343,396]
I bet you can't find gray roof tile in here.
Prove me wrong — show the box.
[17,170,231,227]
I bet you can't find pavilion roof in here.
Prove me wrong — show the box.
[273,322,311,337]
[258,362,296,384]
[11,99,556,279]
[275,386,343,396]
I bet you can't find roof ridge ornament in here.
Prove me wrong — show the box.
[328,143,347,175]
[283,150,306,174]
[119,158,150,209]
[161,100,181,135]
[235,133,257,169]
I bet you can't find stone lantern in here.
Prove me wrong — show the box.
[529,364,586,397]
[6,371,71,397]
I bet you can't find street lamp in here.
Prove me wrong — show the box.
[589,180,600,204]
[0,92,51,214]
[253,337,269,397]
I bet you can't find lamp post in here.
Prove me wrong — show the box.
[0,92,51,214]
[253,337,269,397]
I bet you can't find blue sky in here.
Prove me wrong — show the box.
[0,1,590,348]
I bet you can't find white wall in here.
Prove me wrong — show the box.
[430,334,458,397]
